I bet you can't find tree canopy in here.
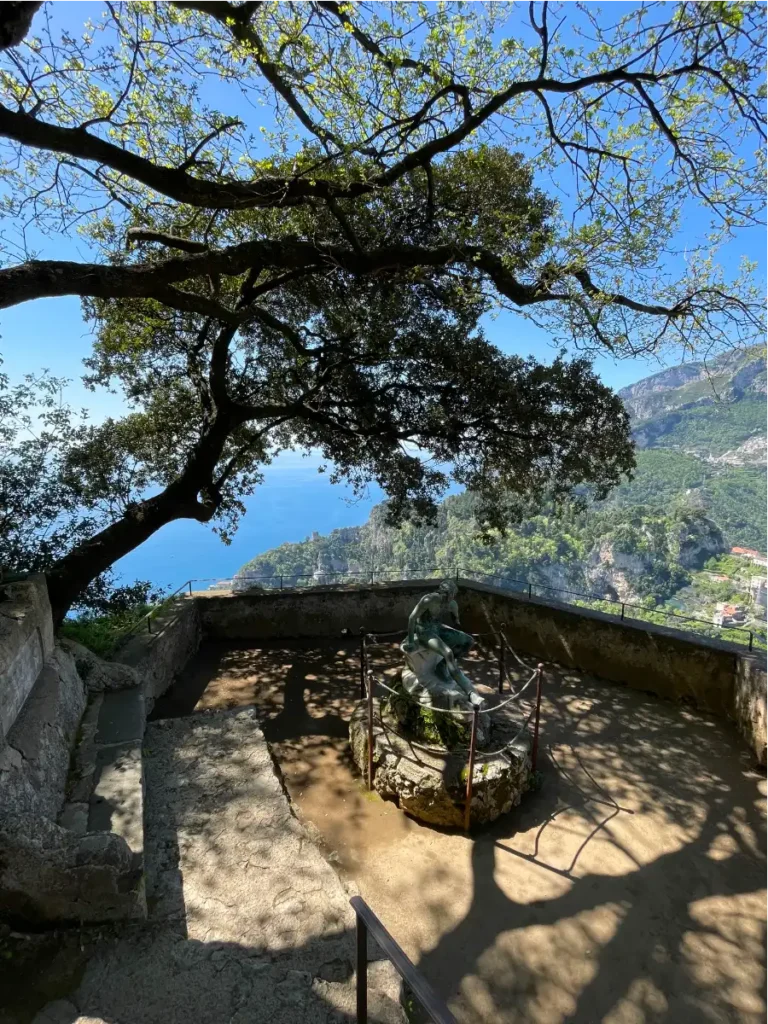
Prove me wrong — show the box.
[0,1,763,620]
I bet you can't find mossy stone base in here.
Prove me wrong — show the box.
[349,700,531,829]
[385,679,478,749]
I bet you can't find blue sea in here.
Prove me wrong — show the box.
[112,454,384,592]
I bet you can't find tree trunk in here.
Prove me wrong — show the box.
[46,414,236,625]
[45,483,210,627]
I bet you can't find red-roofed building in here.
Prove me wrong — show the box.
[731,547,768,568]
[713,602,748,627]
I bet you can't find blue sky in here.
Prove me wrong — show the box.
[1,3,764,590]
[6,285,717,591]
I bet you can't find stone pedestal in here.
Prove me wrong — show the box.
[349,700,531,829]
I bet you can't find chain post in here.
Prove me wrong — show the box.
[359,627,367,700]
[188,581,192,596]
[464,707,479,833]
[621,602,625,621]
[147,616,152,634]
[749,631,753,652]
[366,671,375,791]
[528,582,532,599]
[531,664,544,774]
[279,574,283,590]
[498,623,506,694]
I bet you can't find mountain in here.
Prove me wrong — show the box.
[236,345,766,616]
[611,345,766,549]
[619,345,766,432]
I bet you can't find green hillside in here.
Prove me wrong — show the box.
[609,451,766,550]
[240,496,713,592]
[237,345,766,634]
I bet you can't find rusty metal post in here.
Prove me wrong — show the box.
[188,580,193,596]
[463,708,479,832]
[355,909,368,1023]
[359,627,366,699]
[620,602,625,621]
[366,671,375,791]
[749,631,753,652]
[279,574,284,590]
[531,663,544,773]
[497,623,506,694]
[527,582,532,599]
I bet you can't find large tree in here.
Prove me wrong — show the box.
[0,1,763,622]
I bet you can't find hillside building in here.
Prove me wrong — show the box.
[731,546,768,568]
[713,602,748,627]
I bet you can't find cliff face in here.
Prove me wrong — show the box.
[236,348,764,600]
[619,345,766,422]
[619,345,766,463]
[581,515,725,603]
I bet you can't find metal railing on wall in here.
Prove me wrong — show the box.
[350,896,456,1024]
[112,566,765,653]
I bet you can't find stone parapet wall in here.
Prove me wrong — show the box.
[195,580,437,639]
[116,597,201,713]
[733,656,767,767]
[463,582,735,711]
[0,575,55,739]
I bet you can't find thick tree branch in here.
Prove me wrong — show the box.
[126,228,210,253]
[0,2,41,50]
[0,102,360,209]
[0,238,708,323]
[0,44,752,214]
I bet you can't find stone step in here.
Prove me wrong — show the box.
[58,687,147,915]
[39,707,405,1023]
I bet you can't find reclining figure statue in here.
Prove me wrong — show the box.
[401,580,485,709]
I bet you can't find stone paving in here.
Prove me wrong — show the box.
[147,639,767,1024]
[25,709,404,1024]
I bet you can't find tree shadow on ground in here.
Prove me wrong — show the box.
[145,636,766,1024]
[414,670,767,1023]
[2,702,403,1024]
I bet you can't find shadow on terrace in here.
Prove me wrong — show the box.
[144,634,767,1023]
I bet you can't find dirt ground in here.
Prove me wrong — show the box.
[152,637,767,1024]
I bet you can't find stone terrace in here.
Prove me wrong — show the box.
[1,578,766,1023]
[143,634,766,1024]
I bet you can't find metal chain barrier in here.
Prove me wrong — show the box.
[362,656,545,833]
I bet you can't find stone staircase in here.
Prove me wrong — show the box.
[58,687,147,916]
[35,708,405,1024]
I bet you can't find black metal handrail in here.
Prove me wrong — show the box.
[109,565,765,653]
[350,896,456,1024]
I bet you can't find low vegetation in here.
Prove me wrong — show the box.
[58,605,155,659]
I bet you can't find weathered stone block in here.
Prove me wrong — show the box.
[59,638,141,693]
[0,813,145,924]
[1,646,86,820]
[349,700,531,828]
[0,575,54,739]
[89,742,144,857]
